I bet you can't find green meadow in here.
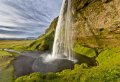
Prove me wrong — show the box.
[0,40,34,82]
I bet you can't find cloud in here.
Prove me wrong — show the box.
[0,0,62,38]
[0,34,17,38]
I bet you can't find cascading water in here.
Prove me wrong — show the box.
[52,0,74,61]
[32,0,76,73]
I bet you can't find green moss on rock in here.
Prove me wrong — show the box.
[73,43,96,57]
[96,47,120,66]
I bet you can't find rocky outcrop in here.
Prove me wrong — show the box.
[28,0,120,61]
[72,0,120,49]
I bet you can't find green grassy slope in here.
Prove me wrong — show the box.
[0,40,34,52]
[26,18,58,51]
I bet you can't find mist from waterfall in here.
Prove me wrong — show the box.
[51,0,74,61]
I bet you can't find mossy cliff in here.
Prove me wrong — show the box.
[72,0,120,49]
[26,0,120,64]
[28,0,120,58]
[27,0,120,64]
[27,17,58,51]
[16,0,120,82]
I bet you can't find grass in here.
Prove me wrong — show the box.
[0,40,36,82]
[0,50,15,82]
[0,65,14,82]
[0,44,19,82]
[0,40,34,49]
[0,40,35,82]
[0,50,13,56]
[0,50,14,69]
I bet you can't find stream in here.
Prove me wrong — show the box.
[1,49,74,78]
[1,49,47,77]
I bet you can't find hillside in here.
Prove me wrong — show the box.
[27,17,58,51]
[16,0,120,82]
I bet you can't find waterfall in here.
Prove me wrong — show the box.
[52,0,74,61]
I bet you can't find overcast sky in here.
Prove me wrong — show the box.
[0,0,62,38]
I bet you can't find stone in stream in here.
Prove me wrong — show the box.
[32,57,74,73]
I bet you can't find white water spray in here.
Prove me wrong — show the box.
[52,0,75,61]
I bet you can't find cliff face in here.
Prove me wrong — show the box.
[29,0,120,57]
[72,0,120,49]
